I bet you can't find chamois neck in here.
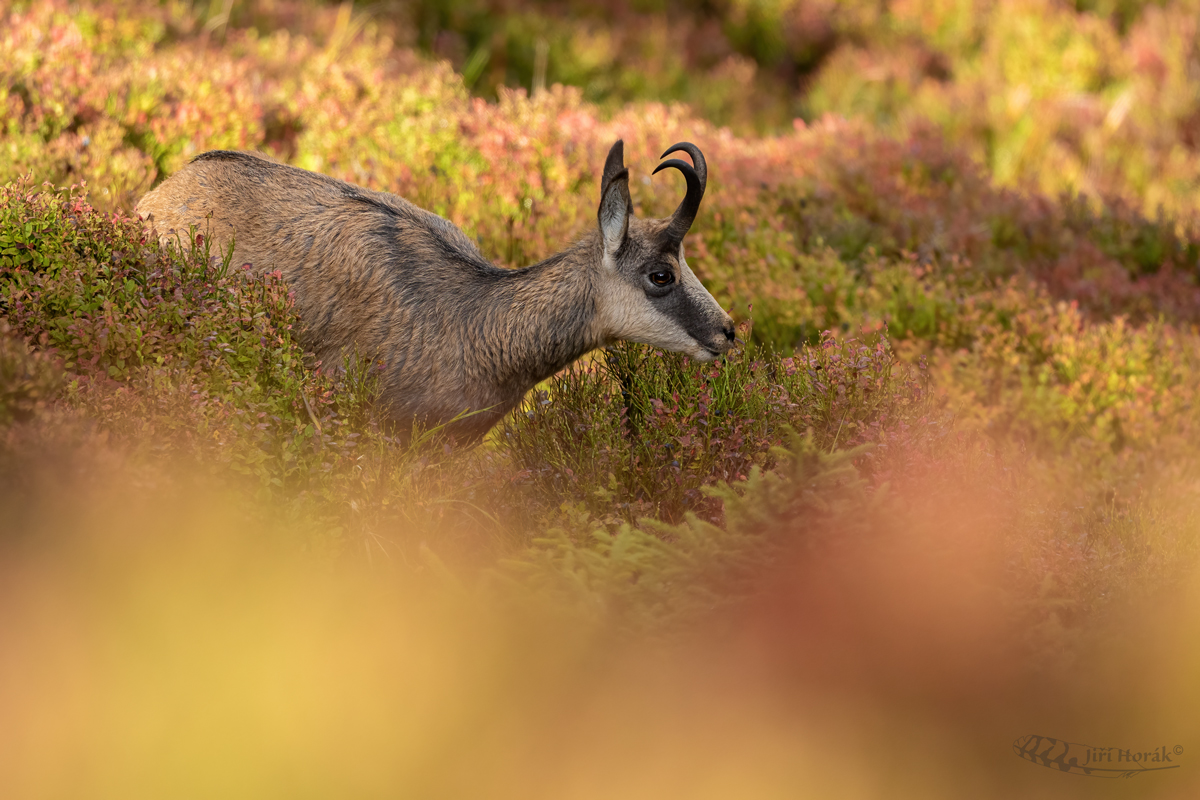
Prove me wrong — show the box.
[469,234,605,398]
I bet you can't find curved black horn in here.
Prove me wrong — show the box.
[652,157,704,244]
[660,142,706,193]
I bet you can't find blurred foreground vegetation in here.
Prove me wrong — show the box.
[2,1,1200,797]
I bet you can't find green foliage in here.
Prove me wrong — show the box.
[0,181,298,396]
[505,432,879,629]
[0,180,407,503]
[498,329,922,528]
[932,294,1200,456]
[800,0,1200,223]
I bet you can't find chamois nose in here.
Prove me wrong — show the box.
[723,324,736,343]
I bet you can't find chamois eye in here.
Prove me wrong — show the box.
[649,270,674,286]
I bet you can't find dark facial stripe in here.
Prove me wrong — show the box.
[648,281,724,350]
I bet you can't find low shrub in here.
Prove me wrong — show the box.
[497,326,926,528]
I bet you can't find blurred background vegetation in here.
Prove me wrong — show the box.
[169,0,1200,219]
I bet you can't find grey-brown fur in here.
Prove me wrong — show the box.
[136,141,734,441]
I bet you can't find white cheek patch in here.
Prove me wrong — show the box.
[618,306,699,353]
[596,275,713,359]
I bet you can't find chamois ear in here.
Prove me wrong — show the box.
[597,141,631,255]
[599,139,626,200]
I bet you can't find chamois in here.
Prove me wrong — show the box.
[136,140,735,441]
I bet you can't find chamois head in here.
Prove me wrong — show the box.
[593,140,735,362]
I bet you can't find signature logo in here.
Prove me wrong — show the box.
[1014,735,1183,777]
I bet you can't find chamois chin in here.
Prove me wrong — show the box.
[135,140,735,441]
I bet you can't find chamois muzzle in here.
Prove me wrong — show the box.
[653,141,707,247]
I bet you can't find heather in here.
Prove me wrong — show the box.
[2,1,1199,797]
